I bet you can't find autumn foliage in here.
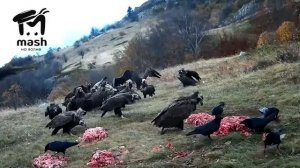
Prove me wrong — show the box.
[276,21,299,42]
[256,31,277,48]
[2,84,23,109]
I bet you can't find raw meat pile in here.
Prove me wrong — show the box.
[186,112,252,136]
[173,151,192,159]
[32,153,68,168]
[79,127,108,143]
[87,150,121,168]
[186,112,214,126]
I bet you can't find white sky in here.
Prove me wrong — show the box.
[0,0,146,66]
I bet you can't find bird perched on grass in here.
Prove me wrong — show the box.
[152,91,203,134]
[177,68,201,87]
[186,116,223,140]
[46,108,86,135]
[259,107,280,121]
[140,79,155,98]
[45,141,79,155]
[240,113,276,133]
[100,92,140,118]
[263,128,286,154]
[45,103,63,120]
[211,102,225,117]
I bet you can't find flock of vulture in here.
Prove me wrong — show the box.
[42,67,284,155]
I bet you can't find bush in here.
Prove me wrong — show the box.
[256,31,277,48]
[2,84,24,110]
[276,21,299,42]
[47,83,70,101]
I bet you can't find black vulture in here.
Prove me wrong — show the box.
[259,107,280,121]
[45,141,79,155]
[211,102,225,117]
[113,70,138,88]
[113,68,161,89]
[178,73,198,87]
[143,68,161,79]
[186,116,223,140]
[240,113,276,133]
[65,87,92,111]
[66,84,116,111]
[179,68,201,81]
[100,92,140,118]
[91,76,108,91]
[140,79,155,98]
[117,80,134,94]
[263,128,286,154]
[178,68,201,87]
[45,108,86,135]
[45,103,63,119]
[66,96,93,111]
[152,91,203,134]
[63,83,94,107]
[0,65,35,80]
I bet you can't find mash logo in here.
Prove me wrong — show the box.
[13,8,49,51]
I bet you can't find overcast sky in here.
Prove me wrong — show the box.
[0,0,146,66]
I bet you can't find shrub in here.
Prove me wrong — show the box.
[256,31,277,48]
[276,21,299,42]
[2,84,24,110]
[47,83,70,101]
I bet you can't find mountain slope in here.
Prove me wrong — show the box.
[0,42,299,167]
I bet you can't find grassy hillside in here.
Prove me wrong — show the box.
[0,43,299,167]
[56,19,155,73]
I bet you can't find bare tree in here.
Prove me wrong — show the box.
[175,11,208,57]
[2,84,23,110]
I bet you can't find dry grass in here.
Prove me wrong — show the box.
[1,43,300,167]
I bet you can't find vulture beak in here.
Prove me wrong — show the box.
[79,120,86,127]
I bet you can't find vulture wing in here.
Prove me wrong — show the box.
[113,70,133,87]
[186,70,201,81]
[143,68,161,79]
[46,113,75,128]
[129,71,142,89]
[45,106,50,117]
[178,75,197,86]
[152,99,197,126]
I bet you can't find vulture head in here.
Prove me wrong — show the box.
[79,119,86,127]
[197,96,204,106]
[219,102,225,108]
[132,93,141,101]
[76,108,87,116]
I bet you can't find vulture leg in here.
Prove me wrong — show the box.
[161,128,165,135]
[177,121,184,130]
[63,127,72,134]
[276,144,282,155]
[208,134,212,140]
[101,111,108,117]
[264,143,267,154]
[114,108,123,118]
[51,127,62,135]
[143,94,146,98]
